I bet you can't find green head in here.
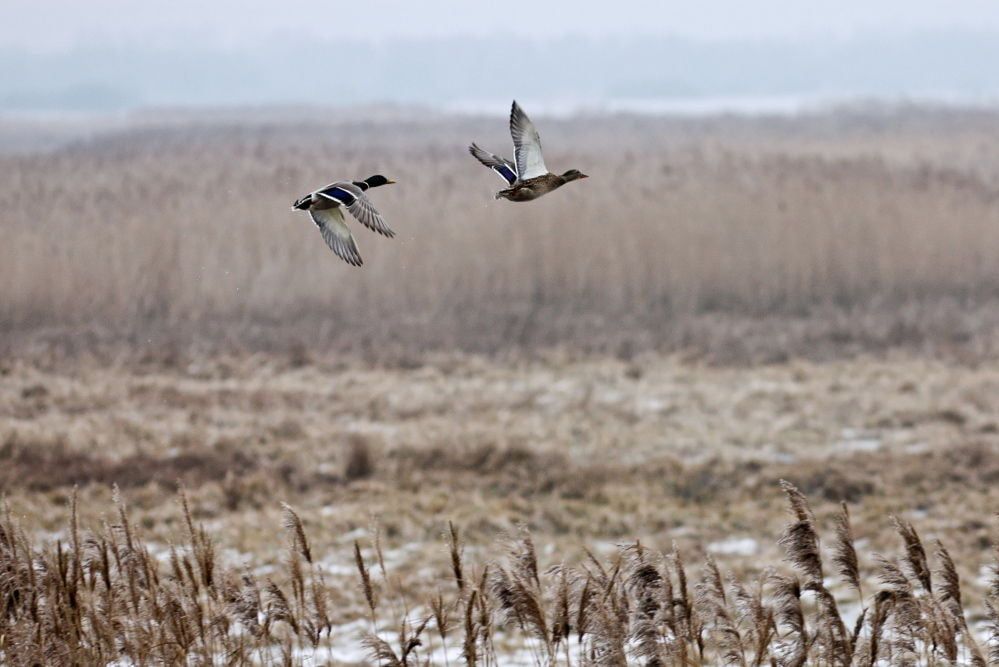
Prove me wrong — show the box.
[362,174,396,188]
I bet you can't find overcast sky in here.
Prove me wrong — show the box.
[4,2,999,112]
[6,0,999,50]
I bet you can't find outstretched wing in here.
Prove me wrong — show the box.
[509,100,548,180]
[468,143,518,184]
[316,182,395,238]
[309,207,363,266]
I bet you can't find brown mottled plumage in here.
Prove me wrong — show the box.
[496,170,589,202]
[469,101,588,202]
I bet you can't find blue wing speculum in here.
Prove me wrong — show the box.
[317,185,359,206]
[494,163,517,185]
[469,143,518,185]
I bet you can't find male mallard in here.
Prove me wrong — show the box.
[291,175,395,267]
[469,101,588,202]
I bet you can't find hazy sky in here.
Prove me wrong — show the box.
[5,1,999,112]
[6,0,999,50]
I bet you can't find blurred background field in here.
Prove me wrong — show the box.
[6,106,999,364]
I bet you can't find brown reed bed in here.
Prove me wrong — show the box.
[6,107,999,364]
[2,481,997,665]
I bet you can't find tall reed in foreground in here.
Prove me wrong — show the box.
[1,483,997,665]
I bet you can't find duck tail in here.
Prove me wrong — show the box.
[292,195,311,210]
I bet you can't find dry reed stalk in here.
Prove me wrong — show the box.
[623,544,668,665]
[447,521,464,594]
[511,527,540,588]
[777,480,854,664]
[551,564,571,653]
[281,503,312,565]
[694,555,745,666]
[481,529,552,662]
[777,481,822,584]
[778,480,815,526]
[488,565,550,657]
[474,567,495,663]
[462,588,478,667]
[576,574,594,646]
[804,581,852,665]
[986,596,999,664]
[308,567,331,646]
[281,502,318,632]
[362,633,403,666]
[178,486,215,593]
[585,586,629,666]
[656,553,677,649]
[861,590,892,667]
[403,614,431,664]
[730,575,773,667]
[668,543,700,662]
[429,591,450,663]
[372,521,387,580]
[769,573,806,667]
[778,520,823,585]
[933,540,986,666]
[891,516,933,594]
[286,547,305,620]
[875,555,922,663]
[354,540,377,625]
[832,502,862,601]
[266,578,300,635]
[227,570,264,638]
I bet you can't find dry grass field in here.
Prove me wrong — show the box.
[4,106,999,663]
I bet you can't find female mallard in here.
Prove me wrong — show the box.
[469,101,587,202]
[291,175,395,267]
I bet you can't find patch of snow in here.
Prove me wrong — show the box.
[707,537,758,557]
[636,396,668,415]
[337,527,368,542]
[836,428,881,453]
[977,563,995,588]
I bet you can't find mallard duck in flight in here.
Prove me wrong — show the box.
[291,175,395,267]
[469,101,587,202]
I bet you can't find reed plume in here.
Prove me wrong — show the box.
[2,480,998,666]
